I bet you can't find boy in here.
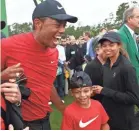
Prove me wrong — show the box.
[61,71,109,130]
[84,43,107,102]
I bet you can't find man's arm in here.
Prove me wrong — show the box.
[1,63,24,81]
[1,39,7,71]
[50,86,66,113]
[1,83,21,105]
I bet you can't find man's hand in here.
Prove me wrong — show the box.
[1,83,21,104]
[92,85,103,94]
[8,124,29,130]
[64,61,70,67]
[1,63,24,81]
[50,86,66,114]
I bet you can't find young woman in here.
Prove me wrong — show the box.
[93,31,139,130]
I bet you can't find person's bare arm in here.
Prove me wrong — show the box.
[101,123,110,130]
[50,86,66,113]
[1,63,24,81]
[1,83,21,104]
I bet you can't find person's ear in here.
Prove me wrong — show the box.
[70,89,74,96]
[33,18,42,30]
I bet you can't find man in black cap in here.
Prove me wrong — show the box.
[1,0,78,129]
[0,21,6,39]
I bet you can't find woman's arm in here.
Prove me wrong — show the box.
[93,66,139,105]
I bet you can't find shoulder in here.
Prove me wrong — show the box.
[64,102,77,116]
[48,48,58,57]
[91,99,102,108]
[118,25,128,36]
[84,61,94,72]
[119,25,124,32]
[86,59,101,69]
[86,59,98,67]
[65,102,76,111]
[119,24,127,32]
[85,60,99,74]
[121,56,132,67]
[91,100,106,114]
[1,32,31,48]
[120,56,134,72]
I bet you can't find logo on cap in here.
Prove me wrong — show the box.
[57,5,63,10]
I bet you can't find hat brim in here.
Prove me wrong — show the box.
[50,14,78,23]
[1,21,6,30]
[99,37,120,44]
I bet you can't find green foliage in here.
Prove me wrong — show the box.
[8,1,139,37]
[64,1,139,38]
[115,2,129,26]
[8,22,32,36]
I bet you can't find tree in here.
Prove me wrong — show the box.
[8,1,139,37]
[115,2,129,27]
[101,12,115,30]
[65,25,75,37]
[114,1,139,32]
[8,22,32,36]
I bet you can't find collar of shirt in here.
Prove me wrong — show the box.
[104,53,122,68]
[125,24,138,52]
[125,24,134,37]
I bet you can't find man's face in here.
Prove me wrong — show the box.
[61,39,67,46]
[71,87,92,106]
[128,8,139,29]
[69,36,76,45]
[34,17,66,48]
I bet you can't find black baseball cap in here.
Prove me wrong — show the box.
[98,31,121,44]
[70,71,92,89]
[1,21,6,30]
[32,0,78,23]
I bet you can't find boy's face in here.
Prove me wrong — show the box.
[71,87,93,106]
[96,46,107,61]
